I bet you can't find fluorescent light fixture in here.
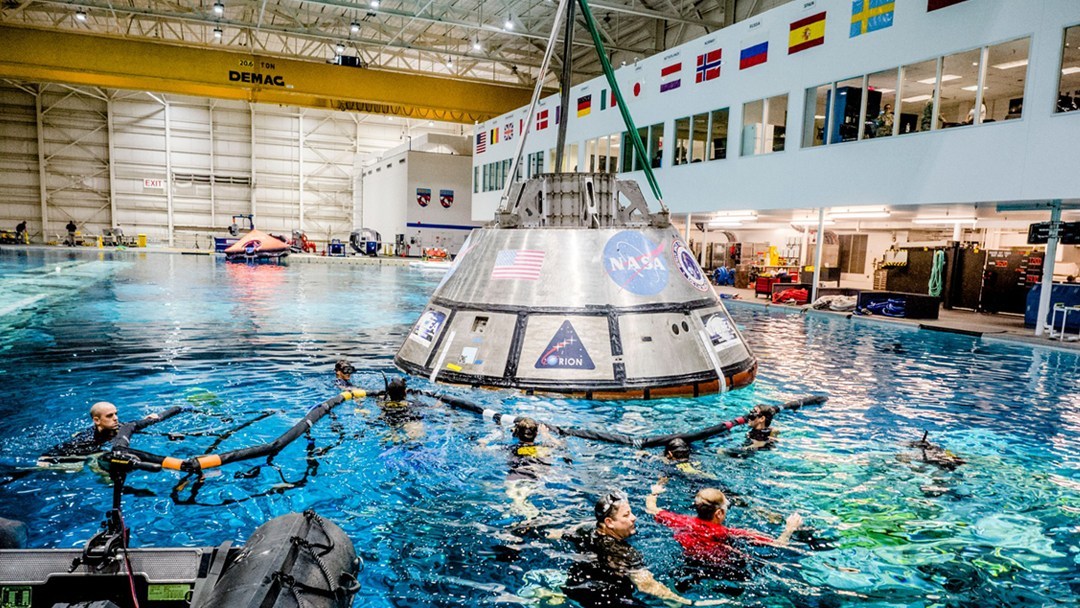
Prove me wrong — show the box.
[1062,66,1080,75]
[791,218,836,226]
[992,59,1028,70]
[75,8,87,21]
[828,209,891,219]
[708,220,745,228]
[213,27,222,39]
[350,21,360,33]
[213,1,224,15]
[917,74,960,84]
[874,88,895,94]
[814,115,825,120]
[960,85,984,92]
[911,217,977,224]
[901,94,932,103]
[711,210,758,220]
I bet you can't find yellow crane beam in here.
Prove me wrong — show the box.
[0,25,533,124]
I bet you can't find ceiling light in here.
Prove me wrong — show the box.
[473,40,482,51]
[911,217,977,224]
[711,210,758,220]
[992,59,1028,70]
[75,8,87,21]
[504,18,514,30]
[828,209,891,219]
[1062,66,1080,75]
[351,21,360,33]
[335,42,345,54]
[369,0,379,8]
[917,74,960,84]
[874,88,895,94]
[901,94,932,103]
[708,221,744,228]
[960,85,984,91]
[791,218,836,226]
[213,1,224,15]
[213,27,222,39]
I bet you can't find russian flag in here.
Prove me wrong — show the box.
[739,40,768,70]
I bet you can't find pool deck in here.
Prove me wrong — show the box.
[5,244,1078,352]
[719,285,1080,352]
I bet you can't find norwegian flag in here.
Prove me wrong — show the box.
[695,49,722,83]
[475,131,486,153]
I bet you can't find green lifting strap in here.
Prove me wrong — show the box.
[576,0,666,211]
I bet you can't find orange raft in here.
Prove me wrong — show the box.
[224,229,290,262]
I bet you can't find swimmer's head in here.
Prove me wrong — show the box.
[512,417,539,443]
[90,401,119,433]
[335,359,355,380]
[693,488,730,522]
[387,377,407,401]
[748,405,776,428]
[664,437,691,461]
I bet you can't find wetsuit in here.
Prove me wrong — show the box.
[747,428,773,444]
[564,529,646,607]
[507,443,552,481]
[38,427,116,466]
[380,399,420,426]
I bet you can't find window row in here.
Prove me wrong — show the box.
[805,36,1031,147]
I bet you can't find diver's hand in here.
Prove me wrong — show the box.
[785,512,804,530]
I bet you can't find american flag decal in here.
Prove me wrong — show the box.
[491,249,545,280]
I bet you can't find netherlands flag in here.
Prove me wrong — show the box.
[660,62,682,93]
[695,49,722,83]
[739,40,768,70]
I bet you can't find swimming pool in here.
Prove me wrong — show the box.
[1,248,1077,607]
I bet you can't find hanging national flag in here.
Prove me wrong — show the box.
[599,89,617,110]
[927,0,967,10]
[475,131,486,153]
[577,94,592,118]
[660,62,682,93]
[695,49,722,83]
[490,127,499,144]
[850,0,894,38]
[491,249,545,281]
[739,40,769,70]
[537,109,549,130]
[789,12,826,54]
[504,121,515,141]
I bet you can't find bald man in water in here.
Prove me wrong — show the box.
[38,401,129,467]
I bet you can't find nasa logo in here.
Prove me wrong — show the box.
[603,231,669,296]
[535,320,595,370]
[672,240,709,291]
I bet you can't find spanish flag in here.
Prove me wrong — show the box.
[789,11,826,54]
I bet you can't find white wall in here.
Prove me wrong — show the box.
[471,0,1080,220]
[404,152,480,255]
[359,153,409,248]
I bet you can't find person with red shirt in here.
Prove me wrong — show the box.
[645,479,802,569]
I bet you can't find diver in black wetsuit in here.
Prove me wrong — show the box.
[38,402,161,468]
[378,377,425,440]
[724,406,777,458]
[505,417,564,521]
[334,359,356,389]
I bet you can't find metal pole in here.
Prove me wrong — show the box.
[298,111,305,231]
[800,224,809,266]
[164,98,175,247]
[106,96,117,229]
[250,103,258,225]
[209,100,216,227]
[684,213,691,243]
[1035,199,1062,337]
[36,86,49,242]
[554,0,576,173]
[811,207,825,303]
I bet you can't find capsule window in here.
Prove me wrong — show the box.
[681,321,690,332]
[671,323,680,335]
[472,317,488,333]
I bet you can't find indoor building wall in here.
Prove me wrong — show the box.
[472,0,1080,221]
[0,82,462,247]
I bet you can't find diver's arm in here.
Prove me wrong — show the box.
[628,569,690,605]
[645,479,667,515]
[774,512,803,546]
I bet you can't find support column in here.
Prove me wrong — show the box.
[164,97,175,247]
[298,111,305,231]
[106,96,117,229]
[811,207,825,304]
[250,103,257,223]
[684,213,691,244]
[208,101,216,227]
[36,86,48,241]
[1035,200,1062,337]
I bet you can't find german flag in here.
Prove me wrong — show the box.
[577,94,592,118]
[789,11,826,55]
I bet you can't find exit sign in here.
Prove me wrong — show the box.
[143,178,165,190]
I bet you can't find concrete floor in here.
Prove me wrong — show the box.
[717,285,1080,353]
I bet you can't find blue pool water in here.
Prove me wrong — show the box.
[1,248,1078,607]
